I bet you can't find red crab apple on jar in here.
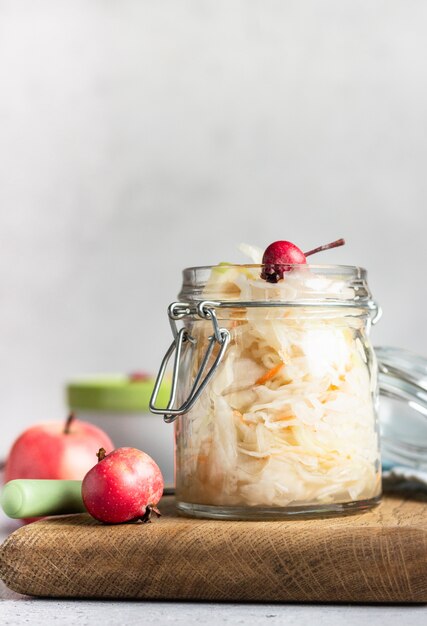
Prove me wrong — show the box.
[261,238,345,282]
[82,447,164,524]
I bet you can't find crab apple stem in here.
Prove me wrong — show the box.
[96,448,107,462]
[140,504,162,524]
[63,412,75,435]
[151,506,161,518]
[304,238,345,258]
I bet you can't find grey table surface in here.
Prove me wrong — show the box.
[1,509,426,626]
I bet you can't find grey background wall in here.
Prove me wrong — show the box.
[0,0,426,457]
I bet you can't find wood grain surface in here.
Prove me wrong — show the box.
[0,494,426,602]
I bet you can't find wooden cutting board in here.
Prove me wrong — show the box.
[1,493,426,603]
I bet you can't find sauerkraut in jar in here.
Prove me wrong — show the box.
[151,260,381,519]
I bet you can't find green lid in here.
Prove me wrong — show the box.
[67,373,170,413]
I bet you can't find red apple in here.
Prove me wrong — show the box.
[5,414,114,483]
[82,447,164,524]
[261,238,345,283]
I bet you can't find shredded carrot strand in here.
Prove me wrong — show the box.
[256,361,284,385]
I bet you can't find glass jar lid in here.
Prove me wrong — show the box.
[377,346,427,471]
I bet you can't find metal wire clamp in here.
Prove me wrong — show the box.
[149,301,231,423]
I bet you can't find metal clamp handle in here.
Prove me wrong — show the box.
[367,301,382,326]
[150,301,230,422]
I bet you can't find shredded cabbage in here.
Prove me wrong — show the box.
[176,262,380,508]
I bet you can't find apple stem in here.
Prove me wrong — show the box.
[304,238,345,258]
[64,412,75,435]
[96,448,107,462]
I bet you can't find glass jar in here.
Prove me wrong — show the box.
[151,263,382,519]
[376,347,427,472]
[67,374,174,489]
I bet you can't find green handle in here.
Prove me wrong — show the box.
[1,479,85,519]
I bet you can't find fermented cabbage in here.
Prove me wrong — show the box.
[176,260,380,508]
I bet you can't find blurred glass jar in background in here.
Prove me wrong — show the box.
[377,347,427,473]
[67,374,173,489]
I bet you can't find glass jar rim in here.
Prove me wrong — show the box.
[179,263,375,311]
[184,263,367,274]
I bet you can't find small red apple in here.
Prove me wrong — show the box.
[261,238,345,283]
[82,447,164,524]
[5,414,114,483]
